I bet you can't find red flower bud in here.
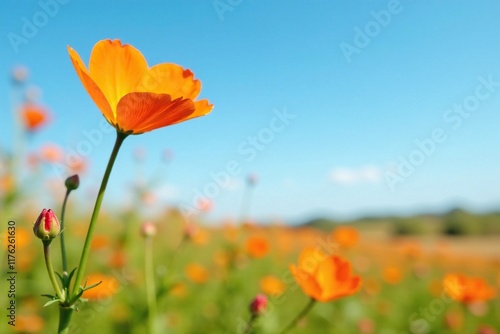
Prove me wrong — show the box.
[249,294,268,316]
[33,209,61,242]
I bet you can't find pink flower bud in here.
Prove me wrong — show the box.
[33,209,61,242]
[249,294,268,315]
[140,222,157,238]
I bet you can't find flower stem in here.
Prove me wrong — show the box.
[71,131,127,299]
[60,189,70,274]
[58,306,74,334]
[43,243,64,301]
[243,314,257,334]
[145,237,158,334]
[280,298,316,334]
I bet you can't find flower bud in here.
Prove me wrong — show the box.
[140,222,157,238]
[249,294,268,316]
[33,209,61,242]
[65,174,80,191]
[247,173,258,186]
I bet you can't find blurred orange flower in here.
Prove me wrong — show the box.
[245,236,269,258]
[260,275,286,296]
[191,228,210,245]
[90,234,110,250]
[443,273,496,304]
[290,247,361,302]
[82,273,119,301]
[39,143,63,163]
[185,263,209,284]
[332,226,359,249]
[170,282,188,298]
[68,39,213,134]
[382,266,404,285]
[13,314,44,333]
[0,174,15,194]
[108,249,127,268]
[21,103,49,131]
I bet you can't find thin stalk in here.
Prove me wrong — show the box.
[280,298,316,334]
[60,189,70,274]
[243,314,257,334]
[43,244,64,301]
[145,237,158,334]
[71,132,127,300]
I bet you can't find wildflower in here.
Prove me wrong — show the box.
[247,173,258,186]
[443,273,496,304]
[382,266,403,285]
[260,275,286,296]
[332,226,359,249]
[140,222,157,238]
[249,294,268,316]
[81,273,119,301]
[33,209,60,243]
[245,236,269,259]
[39,143,63,163]
[21,103,49,132]
[290,247,361,302]
[68,39,213,134]
[11,65,29,84]
[185,263,209,284]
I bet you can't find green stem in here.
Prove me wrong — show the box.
[280,298,316,334]
[58,306,74,334]
[165,235,186,282]
[43,243,64,301]
[71,132,127,300]
[243,314,257,334]
[60,189,70,274]
[145,237,158,334]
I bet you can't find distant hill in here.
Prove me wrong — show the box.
[301,209,500,236]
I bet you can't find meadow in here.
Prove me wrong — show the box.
[1,44,499,334]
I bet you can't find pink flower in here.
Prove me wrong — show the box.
[249,294,268,315]
[33,209,60,243]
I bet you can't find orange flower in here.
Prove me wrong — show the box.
[245,236,269,258]
[13,314,44,333]
[382,266,404,285]
[21,103,49,131]
[68,39,213,134]
[290,247,361,302]
[260,275,286,296]
[332,226,359,249]
[443,273,496,304]
[185,263,209,284]
[90,234,110,250]
[39,143,63,163]
[81,273,119,301]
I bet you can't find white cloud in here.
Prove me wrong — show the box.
[330,165,383,185]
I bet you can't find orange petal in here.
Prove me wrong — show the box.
[297,247,326,275]
[138,63,202,100]
[115,93,195,134]
[315,256,337,300]
[290,264,321,300]
[334,256,351,281]
[88,40,149,114]
[172,99,213,125]
[68,46,114,123]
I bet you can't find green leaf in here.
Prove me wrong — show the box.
[43,299,61,308]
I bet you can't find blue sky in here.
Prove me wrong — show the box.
[1,0,500,223]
